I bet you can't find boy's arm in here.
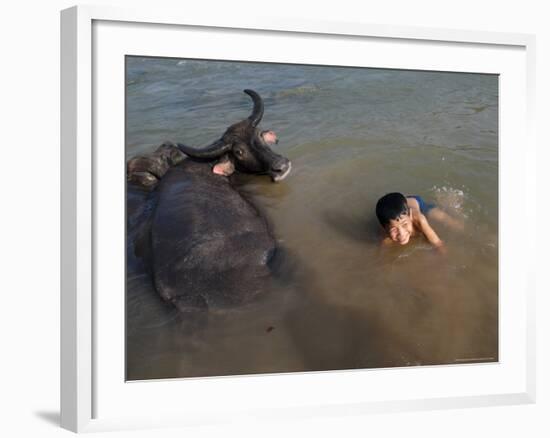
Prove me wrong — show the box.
[418,214,446,252]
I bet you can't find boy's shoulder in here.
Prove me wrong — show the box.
[406,196,421,212]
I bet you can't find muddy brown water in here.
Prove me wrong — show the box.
[126,57,498,380]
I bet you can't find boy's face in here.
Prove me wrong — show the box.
[386,210,414,245]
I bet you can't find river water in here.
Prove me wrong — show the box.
[126,56,498,380]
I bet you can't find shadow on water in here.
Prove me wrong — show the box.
[322,209,381,244]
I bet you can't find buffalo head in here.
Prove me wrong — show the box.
[177,89,291,182]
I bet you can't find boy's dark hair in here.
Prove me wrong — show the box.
[376,192,409,227]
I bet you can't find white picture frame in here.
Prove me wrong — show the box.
[60,5,536,433]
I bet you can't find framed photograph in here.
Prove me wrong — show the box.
[61,5,536,433]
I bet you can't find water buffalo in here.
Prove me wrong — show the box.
[127,90,292,314]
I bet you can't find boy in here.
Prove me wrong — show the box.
[375,192,463,251]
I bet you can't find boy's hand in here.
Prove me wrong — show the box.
[434,241,447,255]
[418,214,445,250]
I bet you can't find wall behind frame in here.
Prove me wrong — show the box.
[1,0,547,437]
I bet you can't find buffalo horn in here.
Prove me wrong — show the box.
[244,89,264,127]
[177,139,232,159]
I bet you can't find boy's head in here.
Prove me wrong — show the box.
[375,192,414,245]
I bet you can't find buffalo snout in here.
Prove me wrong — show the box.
[270,157,292,182]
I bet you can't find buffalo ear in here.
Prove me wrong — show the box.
[212,155,235,176]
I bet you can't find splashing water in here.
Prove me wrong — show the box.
[430,185,466,216]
